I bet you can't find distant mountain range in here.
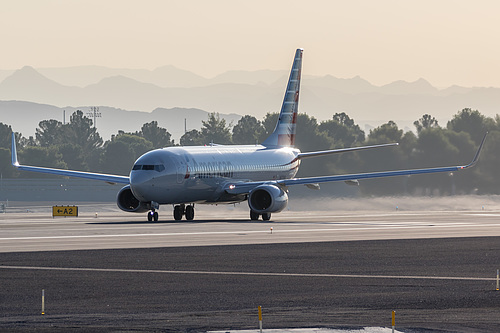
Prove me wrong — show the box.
[0,101,242,143]
[0,65,499,141]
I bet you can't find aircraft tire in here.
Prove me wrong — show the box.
[153,211,159,221]
[185,205,194,220]
[262,213,271,221]
[250,211,260,221]
[147,212,153,222]
[173,205,183,221]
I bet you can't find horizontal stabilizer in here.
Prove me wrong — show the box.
[298,143,398,159]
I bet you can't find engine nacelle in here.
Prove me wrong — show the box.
[117,185,150,213]
[248,184,288,213]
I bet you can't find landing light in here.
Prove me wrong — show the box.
[229,184,235,190]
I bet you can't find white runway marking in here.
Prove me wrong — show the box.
[3,210,500,252]
[468,213,500,217]
[1,222,499,241]
[0,265,494,281]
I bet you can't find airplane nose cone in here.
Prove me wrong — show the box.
[129,172,152,202]
[129,149,178,203]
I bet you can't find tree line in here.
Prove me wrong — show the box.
[0,108,499,196]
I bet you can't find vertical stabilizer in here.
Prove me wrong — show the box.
[262,48,303,148]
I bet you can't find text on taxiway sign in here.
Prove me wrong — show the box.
[52,206,78,217]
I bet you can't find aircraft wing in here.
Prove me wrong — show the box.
[225,132,486,195]
[278,164,471,188]
[11,134,130,184]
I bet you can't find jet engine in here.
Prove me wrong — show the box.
[248,184,288,213]
[117,185,150,213]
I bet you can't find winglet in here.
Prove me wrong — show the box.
[11,133,19,167]
[464,132,488,169]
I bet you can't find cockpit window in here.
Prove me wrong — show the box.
[132,164,165,172]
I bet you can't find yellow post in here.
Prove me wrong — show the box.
[392,310,395,333]
[258,305,262,333]
[41,289,45,315]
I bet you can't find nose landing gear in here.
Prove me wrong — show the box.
[147,201,160,222]
[147,210,159,222]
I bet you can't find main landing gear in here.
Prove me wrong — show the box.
[173,204,195,221]
[250,211,271,221]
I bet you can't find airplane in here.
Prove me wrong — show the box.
[11,49,486,222]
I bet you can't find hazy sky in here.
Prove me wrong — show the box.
[1,0,499,87]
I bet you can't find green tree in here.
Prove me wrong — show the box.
[100,132,153,175]
[358,121,407,195]
[109,132,153,159]
[294,113,334,177]
[260,112,279,142]
[20,136,36,148]
[0,123,13,149]
[415,128,460,166]
[295,113,333,153]
[101,141,135,175]
[495,115,500,132]
[367,121,403,143]
[65,110,103,155]
[319,112,365,147]
[18,146,66,178]
[414,114,439,134]
[139,121,173,149]
[201,113,232,144]
[410,128,476,195]
[447,108,492,145]
[86,148,104,174]
[58,143,86,170]
[477,130,500,193]
[0,123,20,178]
[232,115,265,144]
[0,148,15,178]
[180,129,205,146]
[33,111,103,171]
[36,119,63,147]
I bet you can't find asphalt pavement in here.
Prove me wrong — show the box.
[1,237,500,332]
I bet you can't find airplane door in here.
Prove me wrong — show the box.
[176,156,186,183]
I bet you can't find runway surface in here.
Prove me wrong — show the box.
[1,203,500,331]
[2,207,500,252]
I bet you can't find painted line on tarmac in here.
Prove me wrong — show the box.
[468,213,500,217]
[0,265,494,281]
[1,222,500,241]
[0,221,471,233]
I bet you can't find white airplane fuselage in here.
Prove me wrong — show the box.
[130,145,300,204]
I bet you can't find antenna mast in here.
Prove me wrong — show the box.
[87,107,102,128]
